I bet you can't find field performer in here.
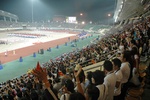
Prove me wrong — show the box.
[13,50,16,55]
[68,37,70,41]
[5,51,7,57]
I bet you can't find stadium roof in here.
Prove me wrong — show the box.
[115,0,150,22]
[0,10,18,21]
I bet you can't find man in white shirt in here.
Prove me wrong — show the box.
[103,60,117,100]
[120,51,132,100]
[112,58,123,100]
[120,62,130,84]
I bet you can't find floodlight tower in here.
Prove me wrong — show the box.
[79,13,83,24]
[107,13,111,25]
[80,13,83,16]
[31,0,34,23]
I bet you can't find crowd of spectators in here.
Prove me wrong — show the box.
[0,16,150,100]
[0,20,85,29]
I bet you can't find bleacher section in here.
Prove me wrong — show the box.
[0,21,86,30]
[83,24,111,31]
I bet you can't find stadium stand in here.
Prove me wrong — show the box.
[0,0,150,100]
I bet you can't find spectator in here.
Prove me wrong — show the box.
[74,64,85,93]
[103,60,116,100]
[112,58,123,100]
[60,79,75,100]
[69,92,85,100]
[130,46,141,86]
[120,50,133,99]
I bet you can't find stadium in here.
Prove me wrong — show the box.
[0,0,150,100]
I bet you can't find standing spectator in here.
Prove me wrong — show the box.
[103,60,116,100]
[130,47,140,86]
[112,58,123,100]
[74,64,85,93]
[120,50,133,99]
[60,79,75,100]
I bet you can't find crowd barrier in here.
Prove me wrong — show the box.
[68,50,118,73]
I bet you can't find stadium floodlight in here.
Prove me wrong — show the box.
[82,21,85,24]
[107,14,111,25]
[108,14,111,17]
[80,13,83,16]
[31,0,34,23]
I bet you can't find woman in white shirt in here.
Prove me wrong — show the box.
[85,70,108,100]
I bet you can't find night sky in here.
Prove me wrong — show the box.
[0,0,116,23]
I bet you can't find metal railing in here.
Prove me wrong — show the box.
[68,50,118,72]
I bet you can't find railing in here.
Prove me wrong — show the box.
[68,50,118,72]
[82,50,118,72]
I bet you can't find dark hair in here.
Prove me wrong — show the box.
[92,70,105,85]
[61,68,66,75]
[17,91,22,98]
[131,46,138,55]
[69,92,86,100]
[87,85,99,100]
[130,39,137,46]
[78,70,85,83]
[54,78,60,83]
[87,71,93,85]
[112,58,122,68]
[2,95,8,100]
[122,50,133,81]
[22,90,31,100]
[122,51,132,63]
[65,79,74,93]
[103,60,113,71]
[20,97,29,100]
[30,89,39,100]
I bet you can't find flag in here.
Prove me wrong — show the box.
[58,71,64,76]
[36,61,41,71]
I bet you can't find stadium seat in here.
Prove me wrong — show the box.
[126,87,144,98]
[125,94,142,100]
